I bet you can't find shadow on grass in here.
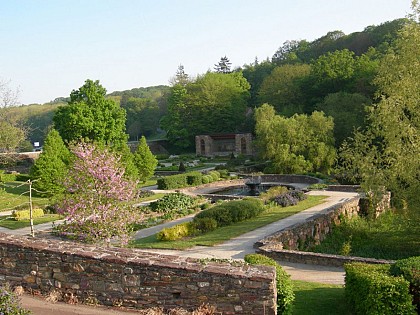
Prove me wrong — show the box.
[293,281,351,315]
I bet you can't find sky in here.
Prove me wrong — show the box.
[0,0,413,105]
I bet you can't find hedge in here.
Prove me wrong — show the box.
[157,173,188,190]
[344,262,415,315]
[12,208,45,221]
[244,254,294,314]
[391,256,420,312]
[186,172,203,186]
[195,198,264,227]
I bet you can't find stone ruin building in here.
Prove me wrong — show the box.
[195,133,253,157]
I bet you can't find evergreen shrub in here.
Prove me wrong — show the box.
[192,217,218,233]
[390,256,420,311]
[344,262,415,315]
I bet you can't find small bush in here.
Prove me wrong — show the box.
[156,222,196,241]
[0,283,31,315]
[192,217,218,233]
[288,190,307,201]
[149,193,195,213]
[390,256,420,311]
[12,208,44,221]
[260,186,289,203]
[0,171,18,182]
[344,262,415,315]
[273,193,299,207]
[208,170,220,182]
[244,254,294,314]
[178,161,186,172]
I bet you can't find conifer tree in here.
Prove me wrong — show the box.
[214,56,232,73]
[30,129,71,196]
[133,136,158,183]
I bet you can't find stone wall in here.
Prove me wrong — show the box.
[0,233,277,314]
[242,174,321,185]
[255,197,361,251]
[255,192,391,267]
[257,248,395,267]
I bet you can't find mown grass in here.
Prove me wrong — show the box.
[0,181,49,212]
[292,280,350,315]
[0,214,62,229]
[311,206,420,260]
[131,195,326,249]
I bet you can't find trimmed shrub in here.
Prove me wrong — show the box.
[391,256,420,311]
[344,262,415,315]
[157,174,188,189]
[244,254,294,315]
[208,170,220,182]
[0,171,18,182]
[202,174,213,184]
[149,193,195,213]
[156,222,197,241]
[186,172,203,186]
[178,161,186,172]
[192,217,218,233]
[195,198,264,227]
[12,208,44,221]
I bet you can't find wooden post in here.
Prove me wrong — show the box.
[27,179,34,237]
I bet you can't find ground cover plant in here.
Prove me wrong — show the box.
[0,284,31,315]
[311,206,420,260]
[131,195,326,249]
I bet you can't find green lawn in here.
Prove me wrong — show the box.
[131,195,326,249]
[292,280,350,315]
[137,193,166,202]
[0,214,62,229]
[138,179,158,188]
[0,181,49,212]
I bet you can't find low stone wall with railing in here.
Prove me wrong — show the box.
[0,233,277,314]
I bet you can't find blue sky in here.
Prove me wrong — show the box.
[0,0,412,104]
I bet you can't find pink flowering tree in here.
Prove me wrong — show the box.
[55,142,141,245]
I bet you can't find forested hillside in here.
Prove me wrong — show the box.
[2,18,407,150]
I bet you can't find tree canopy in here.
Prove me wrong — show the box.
[53,79,128,145]
[255,104,336,174]
[339,5,420,205]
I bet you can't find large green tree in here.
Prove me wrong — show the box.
[161,72,250,149]
[339,3,420,205]
[255,104,336,174]
[258,64,311,115]
[30,128,71,196]
[53,79,127,145]
[316,92,370,147]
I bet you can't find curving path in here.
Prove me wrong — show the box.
[134,190,359,284]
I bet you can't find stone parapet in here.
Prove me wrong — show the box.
[0,233,276,314]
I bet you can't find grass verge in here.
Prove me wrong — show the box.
[292,280,350,315]
[131,195,326,249]
[0,214,62,229]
